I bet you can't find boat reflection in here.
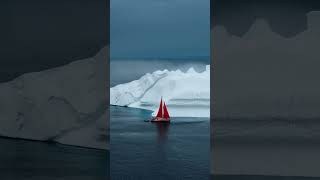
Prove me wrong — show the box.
[154,122,170,143]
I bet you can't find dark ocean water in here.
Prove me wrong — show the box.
[110,106,210,180]
[211,175,320,180]
[212,118,320,179]
[0,138,109,180]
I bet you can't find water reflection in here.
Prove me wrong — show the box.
[154,122,170,143]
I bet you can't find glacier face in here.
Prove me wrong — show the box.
[111,65,210,118]
[0,47,109,150]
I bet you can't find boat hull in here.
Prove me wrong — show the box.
[150,117,170,123]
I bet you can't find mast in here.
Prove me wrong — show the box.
[162,98,164,118]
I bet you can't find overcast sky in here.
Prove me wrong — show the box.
[212,0,320,37]
[0,0,108,82]
[110,0,210,59]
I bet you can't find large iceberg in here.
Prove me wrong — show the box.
[111,65,210,118]
[0,47,109,150]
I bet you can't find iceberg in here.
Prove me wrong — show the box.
[0,46,109,150]
[110,65,210,118]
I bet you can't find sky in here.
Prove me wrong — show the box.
[110,0,210,59]
[0,0,108,82]
[212,0,320,37]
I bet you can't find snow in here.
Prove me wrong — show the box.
[110,65,210,118]
[0,46,109,150]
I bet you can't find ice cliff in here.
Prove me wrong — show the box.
[0,47,109,150]
[110,65,210,118]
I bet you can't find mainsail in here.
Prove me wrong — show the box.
[156,98,163,118]
[155,97,170,119]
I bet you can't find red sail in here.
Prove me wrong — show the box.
[156,98,163,118]
[163,102,170,119]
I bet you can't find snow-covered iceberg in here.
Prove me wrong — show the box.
[0,46,109,150]
[111,65,210,118]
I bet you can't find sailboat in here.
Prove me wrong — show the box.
[151,97,170,122]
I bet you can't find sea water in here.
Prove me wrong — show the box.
[110,106,210,180]
[212,118,320,179]
[0,138,109,180]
